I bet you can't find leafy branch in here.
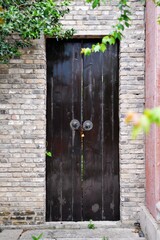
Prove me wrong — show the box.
[125,108,160,139]
[81,0,131,55]
[0,0,74,63]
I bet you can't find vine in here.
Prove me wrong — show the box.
[81,0,131,55]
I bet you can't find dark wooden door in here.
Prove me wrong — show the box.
[46,39,119,221]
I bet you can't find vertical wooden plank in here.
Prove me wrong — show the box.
[46,39,82,221]
[46,39,63,221]
[103,43,120,220]
[60,41,82,221]
[83,40,103,220]
[59,42,73,221]
[71,42,83,221]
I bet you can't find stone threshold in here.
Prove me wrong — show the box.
[0,220,136,230]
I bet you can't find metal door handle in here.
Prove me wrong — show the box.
[70,119,81,130]
[83,120,93,131]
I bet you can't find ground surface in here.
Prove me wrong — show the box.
[0,226,146,240]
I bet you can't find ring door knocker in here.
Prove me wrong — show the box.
[70,119,81,131]
[70,119,84,139]
[83,120,93,131]
[81,120,93,139]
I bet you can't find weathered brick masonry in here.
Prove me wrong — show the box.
[0,1,145,224]
[0,37,46,225]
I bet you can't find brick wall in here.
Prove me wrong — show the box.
[0,0,145,225]
[0,37,46,225]
[119,2,145,222]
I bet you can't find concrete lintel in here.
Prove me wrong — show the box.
[140,206,160,240]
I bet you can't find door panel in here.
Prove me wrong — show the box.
[83,41,103,220]
[102,44,120,220]
[46,39,119,221]
[46,41,82,221]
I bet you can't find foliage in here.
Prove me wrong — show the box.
[83,0,160,55]
[82,0,131,55]
[155,0,160,24]
[86,0,106,8]
[32,233,43,240]
[125,107,160,139]
[0,0,133,62]
[46,151,52,157]
[0,0,159,62]
[88,219,95,229]
[0,0,74,63]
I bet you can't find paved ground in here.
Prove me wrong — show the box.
[0,226,146,240]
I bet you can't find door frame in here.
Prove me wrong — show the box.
[45,37,120,222]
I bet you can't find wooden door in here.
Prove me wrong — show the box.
[46,39,119,221]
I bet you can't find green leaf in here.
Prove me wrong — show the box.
[117,32,123,40]
[102,36,110,44]
[93,44,101,52]
[100,43,107,52]
[37,233,43,240]
[125,22,130,27]
[140,115,151,133]
[149,107,160,124]
[46,151,52,157]
[117,24,125,31]
[88,219,95,229]
[92,0,100,8]
[84,48,92,56]
[132,126,142,139]
[108,36,116,45]
[32,236,37,240]
[32,233,43,240]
